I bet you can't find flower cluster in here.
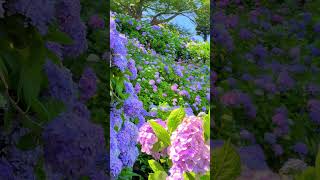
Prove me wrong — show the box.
[42,111,107,179]
[167,116,210,179]
[79,67,97,102]
[110,12,147,178]
[137,119,167,159]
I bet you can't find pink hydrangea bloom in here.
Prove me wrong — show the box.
[149,80,155,85]
[137,119,167,159]
[171,83,179,91]
[167,116,210,178]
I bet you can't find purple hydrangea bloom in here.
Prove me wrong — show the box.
[110,129,123,178]
[42,111,106,178]
[272,144,284,156]
[152,25,161,31]
[179,90,190,98]
[136,25,141,30]
[292,142,308,155]
[168,116,210,177]
[117,121,139,167]
[88,14,105,29]
[110,105,123,130]
[239,28,253,40]
[277,71,295,92]
[0,160,14,179]
[124,81,135,95]
[264,132,277,144]
[79,67,97,102]
[55,0,88,57]
[8,0,55,34]
[238,145,269,170]
[128,59,137,80]
[134,82,141,94]
[112,56,127,72]
[123,96,144,118]
[44,60,76,105]
[71,101,91,120]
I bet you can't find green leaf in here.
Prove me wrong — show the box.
[34,158,46,180]
[118,168,142,180]
[295,167,316,180]
[167,107,185,133]
[316,149,320,179]
[44,28,73,45]
[200,172,210,180]
[16,131,39,150]
[203,112,210,140]
[183,172,196,180]
[152,140,166,152]
[18,39,45,108]
[212,141,241,180]
[18,65,42,107]
[149,120,171,146]
[148,160,164,172]
[148,171,167,180]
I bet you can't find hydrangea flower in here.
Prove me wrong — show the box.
[168,116,210,178]
[292,142,308,155]
[8,0,55,34]
[117,121,139,167]
[134,82,141,94]
[44,60,76,105]
[171,84,179,91]
[79,67,97,102]
[55,0,88,57]
[123,96,144,118]
[138,119,167,159]
[42,111,106,178]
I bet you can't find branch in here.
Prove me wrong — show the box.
[0,71,42,129]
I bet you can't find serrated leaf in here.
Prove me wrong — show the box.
[212,141,241,180]
[149,120,170,146]
[148,171,167,180]
[167,107,185,133]
[148,160,164,172]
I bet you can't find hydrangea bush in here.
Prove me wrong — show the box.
[138,108,210,179]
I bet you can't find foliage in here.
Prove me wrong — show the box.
[111,0,198,25]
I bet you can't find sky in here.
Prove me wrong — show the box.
[170,15,210,42]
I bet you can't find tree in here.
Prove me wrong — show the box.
[195,0,209,41]
[111,0,198,25]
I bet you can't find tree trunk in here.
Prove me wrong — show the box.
[203,34,208,41]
